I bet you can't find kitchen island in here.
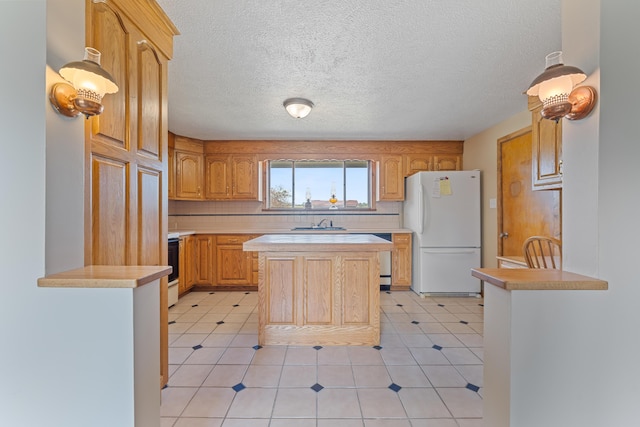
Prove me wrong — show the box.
[244,234,393,346]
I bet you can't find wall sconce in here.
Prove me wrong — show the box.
[526,51,597,121]
[50,47,118,118]
[283,98,314,118]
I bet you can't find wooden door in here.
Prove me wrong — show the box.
[498,128,561,258]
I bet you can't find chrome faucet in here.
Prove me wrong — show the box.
[315,218,328,228]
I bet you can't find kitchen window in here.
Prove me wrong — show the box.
[267,160,371,210]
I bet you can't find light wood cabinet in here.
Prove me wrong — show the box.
[179,235,196,294]
[86,0,177,388]
[215,234,258,286]
[405,154,433,176]
[256,250,381,345]
[378,155,405,201]
[496,256,528,269]
[175,150,204,199]
[530,97,563,190]
[194,235,214,285]
[168,146,175,199]
[433,154,462,171]
[392,233,412,289]
[205,154,259,200]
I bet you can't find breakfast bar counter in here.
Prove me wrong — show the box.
[244,234,393,346]
[471,268,608,427]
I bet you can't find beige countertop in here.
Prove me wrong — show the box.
[38,265,172,289]
[243,234,394,252]
[471,268,608,291]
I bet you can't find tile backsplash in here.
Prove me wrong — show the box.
[169,200,403,231]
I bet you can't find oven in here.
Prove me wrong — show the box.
[354,233,392,290]
[167,236,179,307]
[373,233,392,291]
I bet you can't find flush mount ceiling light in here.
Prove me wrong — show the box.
[526,51,597,122]
[283,98,314,118]
[50,47,119,119]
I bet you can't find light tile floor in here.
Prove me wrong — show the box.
[161,290,484,427]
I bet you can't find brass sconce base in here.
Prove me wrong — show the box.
[566,85,597,120]
[50,82,104,118]
[50,82,82,118]
[541,85,597,121]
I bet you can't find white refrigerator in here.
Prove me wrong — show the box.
[403,170,482,296]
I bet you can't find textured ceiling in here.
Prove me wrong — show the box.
[156,0,561,141]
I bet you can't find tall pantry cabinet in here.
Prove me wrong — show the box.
[85,0,178,387]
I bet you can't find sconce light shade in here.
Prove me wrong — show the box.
[50,47,118,118]
[526,51,596,121]
[283,98,314,118]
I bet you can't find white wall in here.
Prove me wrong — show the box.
[46,0,86,274]
[463,110,531,268]
[510,1,640,424]
[1,1,137,425]
[593,0,640,422]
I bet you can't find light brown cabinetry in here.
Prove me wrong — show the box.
[434,154,462,171]
[194,235,214,285]
[215,235,259,287]
[496,256,528,269]
[179,235,196,295]
[405,154,433,176]
[530,97,563,190]
[405,153,462,176]
[175,150,204,199]
[392,233,412,289]
[168,146,175,199]
[378,155,404,201]
[86,0,177,388]
[205,154,259,200]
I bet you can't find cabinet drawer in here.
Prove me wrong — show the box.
[216,235,249,244]
[393,234,411,245]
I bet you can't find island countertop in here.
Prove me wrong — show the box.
[243,233,394,252]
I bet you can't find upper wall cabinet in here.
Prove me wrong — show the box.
[404,154,433,176]
[205,154,260,200]
[377,155,404,201]
[404,153,462,176]
[530,97,563,190]
[176,151,204,199]
[433,154,462,171]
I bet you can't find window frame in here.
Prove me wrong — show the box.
[265,158,374,211]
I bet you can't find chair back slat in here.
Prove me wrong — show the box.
[523,236,562,269]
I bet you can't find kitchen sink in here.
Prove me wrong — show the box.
[291,226,346,231]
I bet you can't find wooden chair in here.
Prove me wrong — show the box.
[522,236,562,269]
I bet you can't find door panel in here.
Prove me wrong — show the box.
[137,41,163,159]
[418,248,481,294]
[499,129,561,257]
[89,1,128,148]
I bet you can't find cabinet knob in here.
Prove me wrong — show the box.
[500,232,509,238]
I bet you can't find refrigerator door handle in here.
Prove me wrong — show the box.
[419,183,424,234]
[422,249,478,254]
